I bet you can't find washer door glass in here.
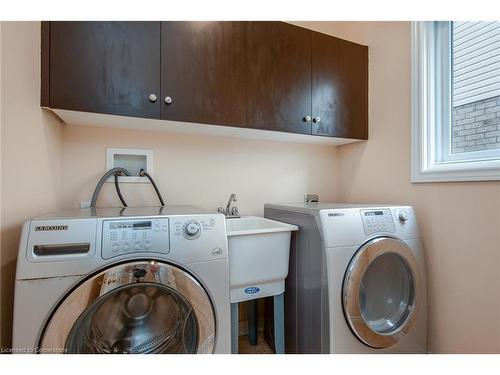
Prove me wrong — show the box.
[39,261,215,354]
[343,237,420,349]
[66,283,198,353]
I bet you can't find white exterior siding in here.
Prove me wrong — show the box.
[452,21,500,107]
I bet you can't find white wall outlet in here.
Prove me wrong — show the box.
[106,148,153,183]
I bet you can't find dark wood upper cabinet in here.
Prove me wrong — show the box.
[47,22,161,119]
[42,21,368,142]
[311,31,368,139]
[161,22,246,127]
[245,22,312,135]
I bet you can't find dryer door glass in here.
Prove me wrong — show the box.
[39,261,216,354]
[343,237,420,349]
[359,252,414,334]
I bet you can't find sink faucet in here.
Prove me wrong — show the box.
[226,193,237,214]
[218,193,240,218]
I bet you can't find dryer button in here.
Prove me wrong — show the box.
[399,211,409,222]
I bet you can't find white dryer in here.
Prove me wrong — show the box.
[13,206,230,354]
[264,203,427,353]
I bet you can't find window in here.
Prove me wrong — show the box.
[411,21,500,182]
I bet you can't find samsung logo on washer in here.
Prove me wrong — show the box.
[34,225,68,232]
[328,212,345,217]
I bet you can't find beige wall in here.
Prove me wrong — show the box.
[61,125,339,216]
[294,21,500,353]
[0,22,63,349]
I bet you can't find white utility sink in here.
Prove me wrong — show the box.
[226,216,298,303]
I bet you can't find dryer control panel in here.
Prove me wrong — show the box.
[360,209,395,235]
[102,218,169,259]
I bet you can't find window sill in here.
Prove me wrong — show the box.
[412,159,500,183]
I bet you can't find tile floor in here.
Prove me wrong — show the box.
[238,330,274,354]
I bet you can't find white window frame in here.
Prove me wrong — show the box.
[411,21,500,183]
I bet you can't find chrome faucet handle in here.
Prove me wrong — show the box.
[217,207,226,215]
[230,206,239,217]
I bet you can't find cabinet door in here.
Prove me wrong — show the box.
[311,32,368,139]
[49,22,161,119]
[161,22,246,127]
[246,22,312,134]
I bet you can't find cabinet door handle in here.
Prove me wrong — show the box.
[148,94,157,103]
[303,116,311,122]
[164,96,173,105]
[312,116,321,123]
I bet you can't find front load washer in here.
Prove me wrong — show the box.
[12,206,230,354]
[264,202,427,354]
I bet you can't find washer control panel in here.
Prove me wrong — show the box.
[102,218,169,259]
[360,209,395,235]
[169,214,228,263]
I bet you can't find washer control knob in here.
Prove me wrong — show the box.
[183,220,201,238]
[398,211,409,222]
